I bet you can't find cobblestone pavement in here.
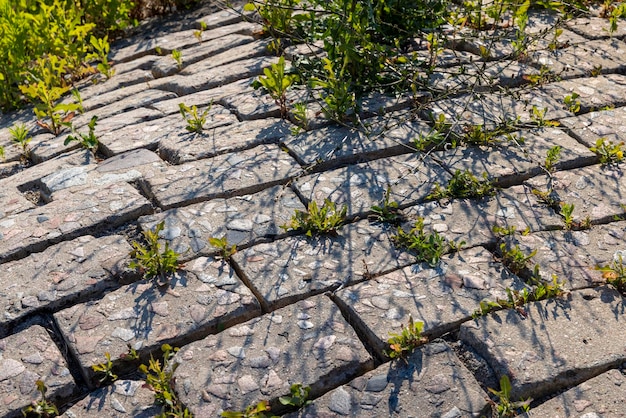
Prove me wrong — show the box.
[1,3,626,417]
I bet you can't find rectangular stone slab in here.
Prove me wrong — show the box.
[158,118,292,164]
[460,286,626,400]
[560,105,626,147]
[0,182,151,263]
[0,235,132,333]
[333,246,525,357]
[232,219,415,311]
[293,153,450,220]
[517,369,626,417]
[137,185,305,261]
[539,74,626,114]
[401,184,563,249]
[286,341,488,418]
[172,294,374,416]
[501,221,626,290]
[0,325,76,418]
[140,144,303,209]
[54,259,261,386]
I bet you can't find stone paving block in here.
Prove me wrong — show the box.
[0,325,76,418]
[401,184,563,249]
[518,368,626,418]
[526,164,626,224]
[501,221,626,290]
[54,259,261,385]
[287,341,489,418]
[428,61,539,92]
[98,107,237,156]
[179,39,271,76]
[195,6,246,30]
[0,235,132,331]
[112,55,160,76]
[151,34,254,78]
[0,182,151,263]
[173,294,374,416]
[60,379,160,417]
[567,16,626,39]
[333,246,524,357]
[140,144,303,209]
[138,185,304,260]
[159,118,292,163]
[79,82,153,113]
[425,89,572,133]
[293,153,450,220]
[560,105,626,147]
[529,39,626,78]
[433,128,595,185]
[540,74,626,114]
[0,187,34,218]
[460,286,626,400]
[76,69,155,99]
[232,219,415,311]
[151,56,279,95]
[221,89,283,120]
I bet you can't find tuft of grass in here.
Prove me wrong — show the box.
[129,221,181,284]
[428,170,496,200]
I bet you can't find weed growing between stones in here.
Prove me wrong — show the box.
[487,375,531,417]
[589,138,625,166]
[253,56,299,118]
[64,115,100,156]
[427,170,496,201]
[88,35,115,79]
[279,383,311,408]
[9,123,32,163]
[129,221,181,285]
[369,186,403,225]
[281,198,347,237]
[221,383,311,417]
[209,235,237,261]
[21,380,59,418]
[543,145,562,173]
[221,400,272,418]
[179,102,212,133]
[499,243,536,275]
[385,314,428,361]
[172,49,183,69]
[559,202,591,230]
[563,92,581,114]
[91,352,118,385]
[391,217,461,266]
[595,253,626,294]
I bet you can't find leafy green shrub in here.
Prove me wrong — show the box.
[253,56,298,118]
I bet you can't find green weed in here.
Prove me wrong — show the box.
[413,130,450,152]
[391,218,458,266]
[221,400,272,418]
[563,92,580,114]
[179,103,211,133]
[88,35,114,78]
[129,221,181,284]
[281,199,347,237]
[279,383,311,407]
[589,138,624,166]
[21,380,59,418]
[91,352,118,385]
[385,314,428,361]
[253,56,298,119]
[529,105,559,127]
[64,115,99,155]
[499,243,536,275]
[208,235,237,261]
[428,170,496,200]
[488,375,531,417]
[172,49,183,69]
[595,254,626,294]
[369,186,402,224]
[9,123,32,162]
[310,58,356,122]
[543,145,561,173]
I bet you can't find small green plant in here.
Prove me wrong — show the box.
[560,202,575,230]
[21,380,59,418]
[413,130,449,152]
[172,49,183,69]
[369,186,402,224]
[64,115,99,155]
[281,199,347,237]
[279,383,311,407]
[88,35,114,78]
[385,314,427,361]
[529,105,559,127]
[208,235,237,261]
[392,218,459,266]
[595,254,626,294]
[311,58,356,123]
[290,102,308,134]
[0,145,4,161]
[129,221,181,284]
[221,400,272,418]
[491,225,530,237]
[428,170,495,200]
[9,123,32,162]
[140,344,190,418]
[589,138,624,166]
[462,124,505,147]
[543,145,561,173]
[179,102,211,133]
[120,343,140,361]
[609,3,626,34]
[91,352,118,385]
[253,56,298,119]
[488,375,531,417]
[500,243,536,275]
[563,92,580,114]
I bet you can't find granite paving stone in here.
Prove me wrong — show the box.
[75,69,155,99]
[179,39,271,76]
[112,55,160,76]
[501,221,626,289]
[401,184,563,249]
[567,16,626,39]
[0,325,76,418]
[194,6,247,30]
[54,259,260,385]
[433,127,595,186]
[0,182,151,263]
[140,144,303,209]
[0,235,132,332]
[560,105,626,147]
[525,164,626,224]
[77,82,154,113]
[428,61,539,92]
[333,246,525,357]
[137,185,304,260]
[151,56,279,96]
[293,153,450,220]
[232,219,416,311]
[158,118,292,163]
[460,286,626,400]
[0,187,34,218]
[60,379,160,418]
[172,294,374,416]
[287,341,489,418]
[518,368,626,417]
[539,74,626,114]
[98,107,238,156]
